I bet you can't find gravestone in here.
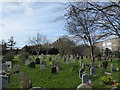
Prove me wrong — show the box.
[82,74,89,83]
[55,62,61,71]
[90,67,96,76]
[66,58,70,64]
[90,63,94,67]
[76,83,92,89]
[103,61,108,69]
[110,64,114,72]
[51,67,57,74]
[35,58,40,64]
[41,61,46,70]
[2,64,8,72]
[48,57,52,61]
[79,68,85,78]
[52,60,56,66]
[80,59,83,66]
[5,61,12,68]
[63,56,66,62]
[25,60,30,66]
[0,75,8,89]
[82,63,85,69]
[13,64,20,73]
[29,62,35,68]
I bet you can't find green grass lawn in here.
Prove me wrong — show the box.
[9,55,120,88]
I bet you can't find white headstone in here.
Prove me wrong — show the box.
[5,61,12,68]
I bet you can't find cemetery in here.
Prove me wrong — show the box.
[1,1,120,90]
[1,54,120,89]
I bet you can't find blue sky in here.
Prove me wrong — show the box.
[0,2,69,48]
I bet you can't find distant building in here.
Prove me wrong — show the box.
[95,38,120,51]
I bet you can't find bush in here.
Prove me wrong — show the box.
[19,52,30,63]
[3,51,15,62]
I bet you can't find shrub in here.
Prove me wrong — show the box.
[19,52,30,63]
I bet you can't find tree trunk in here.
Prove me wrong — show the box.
[91,45,95,63]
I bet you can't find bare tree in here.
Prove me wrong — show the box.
[88,2,120,38]
[64,2,106,62]
[29,33,47,55]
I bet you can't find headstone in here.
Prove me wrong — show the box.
[110,64,114,72]
[82,63,85,69]
[41,61,46,70]
[82,74,89,83]
[63,56,66,62]
[103,61,108,68]
[2,64,8,72]
[80,59,83,66]
[48,57,52,61]
[0,75,8,89]
[29,62,35,68]
[25,60,30,66]
[35,58,40,64]
[90,67,96,76]
[66,58,70,64]
[13,64,20,73]
[76,83,92,89]
[90,63,94,67]
[5,61,12,68]
[51,67,57,74]
[52,60,56,66]
[79,68,84,78]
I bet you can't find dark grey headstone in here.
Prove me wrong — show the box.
[82,74,89,83]
[35,58,40,64]
[51,67,57,74]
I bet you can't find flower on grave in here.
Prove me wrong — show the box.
[49,62,52,66]
[100,75,113,84]
[112,83,120,87]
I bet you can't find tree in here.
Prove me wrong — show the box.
[64,2,105,62]
[7,36,16,50]
[2,40,8,55]
[88,2,120,38]
[53,35,76,55]
[29,33,47,55]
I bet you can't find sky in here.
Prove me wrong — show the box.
[0,2,69,48]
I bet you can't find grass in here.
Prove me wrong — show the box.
[8,55,120,88]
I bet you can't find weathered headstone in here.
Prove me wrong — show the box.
[13,64,20,73]
[48,57,52,61]
[2,64,8,72]
[41,61,46,70]
[110,64,114,72]
[51,67,57,74]
[82,74,89,83]
[63,56,66,62]
[0,75,8,89]
[80,59,83,66]
[76,83,92,89]
[35,58,40,64]
[5,61,12,68]
[82,63,85,69]
[29,62,35,68]
[103,61,108,69]
[66,58,70,64]
[25,60,30,66]
[79,68,84,78]
[90,67,96,76]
